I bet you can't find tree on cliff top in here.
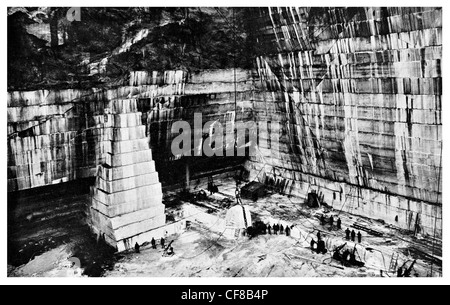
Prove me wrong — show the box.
[8,7,257,91]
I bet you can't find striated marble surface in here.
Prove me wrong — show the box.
[245,7,442,237]
[7,69,254,191]
[7,7,442,239]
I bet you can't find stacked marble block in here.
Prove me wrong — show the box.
[87,99,166,252]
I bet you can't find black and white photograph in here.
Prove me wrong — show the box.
[4,3,446,284]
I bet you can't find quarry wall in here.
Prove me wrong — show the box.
[245,7,442,237]
[7,69,254,192]
[7,7,442,238]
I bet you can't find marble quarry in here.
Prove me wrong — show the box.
[7,7,442,257]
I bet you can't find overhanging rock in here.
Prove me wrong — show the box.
[87,99,165,252]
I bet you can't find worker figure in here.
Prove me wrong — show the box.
[316,240,322,254]
[317,239,327,254]
[329,215,334,227]
[262,222,267,234]
[357,231,362,243]
[351,230,356,242]
[134,242,140,254]
[317,231,321,241]
[342,249,350,264]
[350,246,357,264]
[97,232,106,245]
[279,224,284,235]
[285,226,291,237]
[337,218,342,230]
[235,186,243,205]
[345,228,350,240]
[151,237,156,249]
[161,237,165,249]
[167,246,174,256]
[207,181,213,195]
[310,238,316,251]
[267,224,272,235]
[273,224,279,235]
[197,189,207,200]
[320,214,326,225]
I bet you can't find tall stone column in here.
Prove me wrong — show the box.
[87,99,165,252]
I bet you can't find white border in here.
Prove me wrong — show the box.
[1,1,448,286]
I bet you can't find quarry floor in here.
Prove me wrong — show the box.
[103,178,442,278]
[8,178,442,278]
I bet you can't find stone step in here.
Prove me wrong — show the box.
[98,161,156,181]
[101,138,150,154]
[89,204,165,230]
[113,214,166,241]
[90,194,163,217]
[92,182,162,206]
[96,172,160,193]
[104,149,153,168]
[89,209,166,242]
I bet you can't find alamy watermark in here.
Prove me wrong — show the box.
[170,113,279,157]
[66,7,81,22]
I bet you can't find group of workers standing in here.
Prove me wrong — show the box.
[267,223,291,236]
[320,214,342,230]
[133,231,174,256]
[319,214,363,243]
[345,227,362,243]
[149,237,167,250]
[311,214,364,255]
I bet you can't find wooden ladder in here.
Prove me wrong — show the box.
[389,252,399,272]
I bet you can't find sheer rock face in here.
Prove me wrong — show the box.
[245,7,442,237]
[7,7,443,239]
[86,99,165,252]
[7,69,252,192]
